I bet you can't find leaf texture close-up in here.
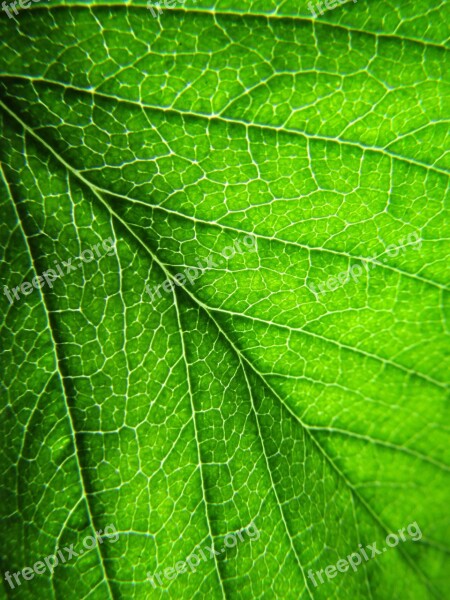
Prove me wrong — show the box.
[0,1,449,599]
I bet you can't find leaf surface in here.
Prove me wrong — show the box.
[0,3,449,599]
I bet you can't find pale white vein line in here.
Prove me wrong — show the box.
[1,162,115,600]
[103,193,450,294]
[15,3,449,50]
[306,427,450,473]
[205,308,447,390]
[171,286,228,599]
[348,487,374,600]
[1,75,448,177]
[239,359,315,599]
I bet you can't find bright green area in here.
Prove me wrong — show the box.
[0,2,449,599]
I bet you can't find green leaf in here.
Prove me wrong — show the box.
[0,2,449,599]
